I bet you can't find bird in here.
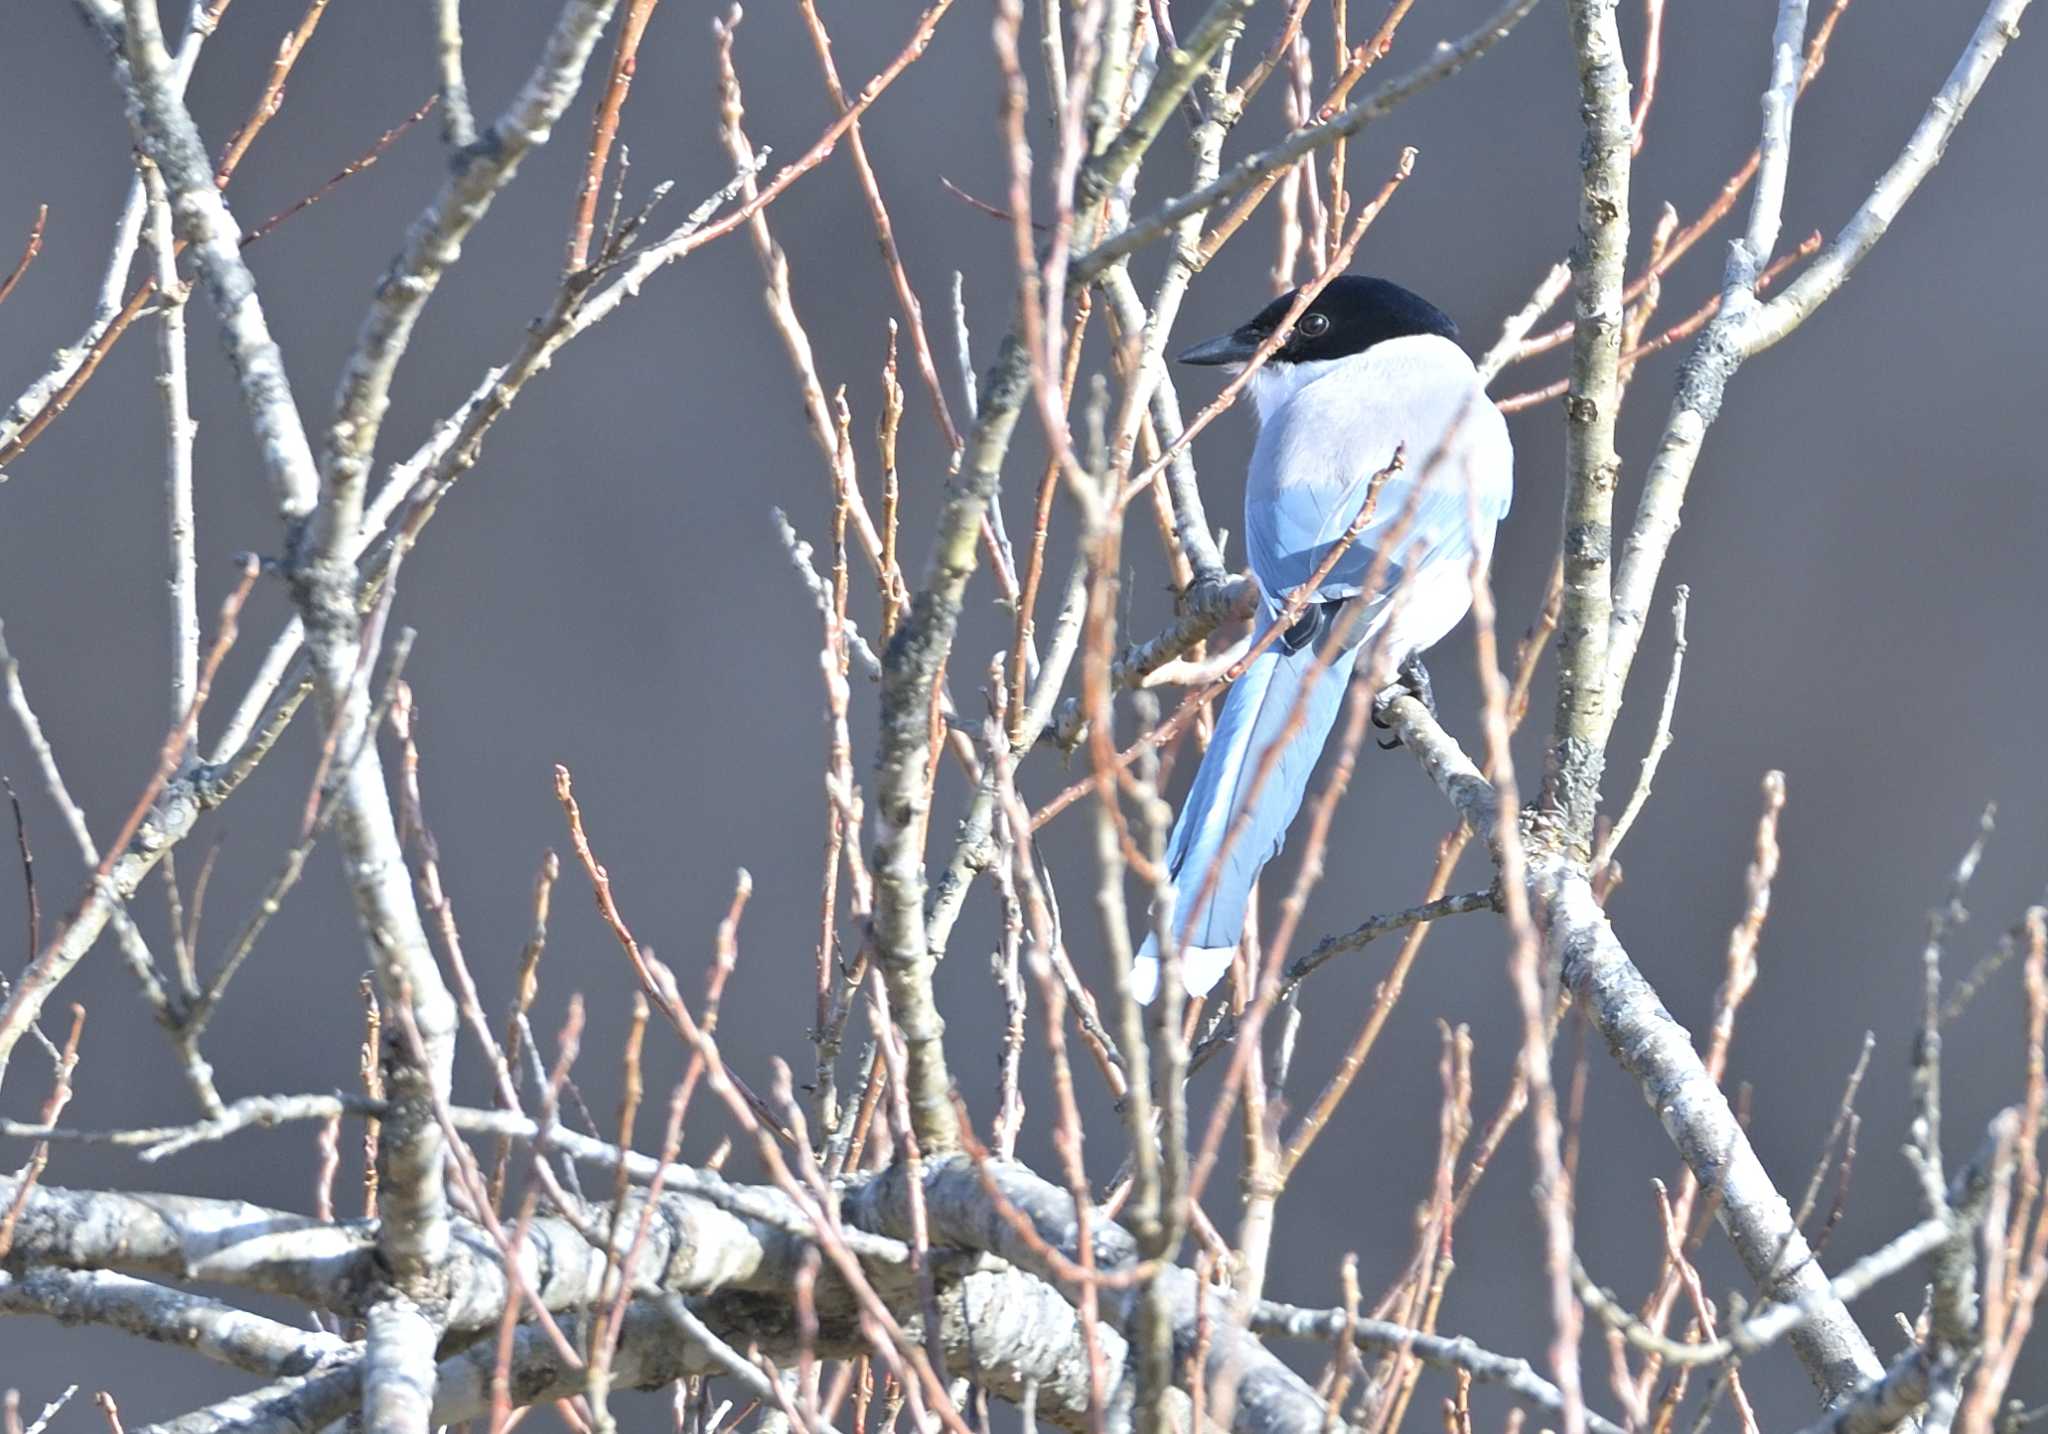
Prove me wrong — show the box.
[1132,275,1514,1003]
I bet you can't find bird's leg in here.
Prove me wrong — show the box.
[1372,654,1436,750]
[1397,653,1436,716]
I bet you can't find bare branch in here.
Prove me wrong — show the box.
[846,1157,1327,1434]
[0,1268,347,1379]
[1073,0,1544,280]
[1591,583,1688,872]
[0,205,47,313]
[314,0,622,565]
[871,336,1032,1155]
[1378,695,1889,1399]
[104,0,319,524]
[431,0,476,147]
[138,158,199,733]
[1541,0,1635,848]
[1605,0,2030,729]
[0,0,220,461]
[1250,1301,1627,1434]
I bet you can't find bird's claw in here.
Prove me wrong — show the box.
[1371,656,1437,750]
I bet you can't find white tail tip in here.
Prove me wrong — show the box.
[1131,935,1238,1003]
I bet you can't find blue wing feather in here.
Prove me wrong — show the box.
[1159,634,1363,951]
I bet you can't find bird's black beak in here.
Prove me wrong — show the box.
[1174,327,1262,366]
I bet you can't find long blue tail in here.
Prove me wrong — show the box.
[1133,632,1362,999]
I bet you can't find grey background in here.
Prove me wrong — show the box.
[2,0,2044,1425]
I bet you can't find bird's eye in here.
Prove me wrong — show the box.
[1298,312,1331,338]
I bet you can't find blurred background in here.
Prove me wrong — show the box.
[2,0,2044,1425]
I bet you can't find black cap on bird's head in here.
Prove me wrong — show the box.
[1174,275,1460,368]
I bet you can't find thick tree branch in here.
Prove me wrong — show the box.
[0,1168,1187,1433]
[1543,865,1887,1400]
[873,336,1032,1154]
[1542,0,1634,847]
[1377,695,1886,1401]
[1581,1110,2013,1370]
[1743,0,2028,356]
[0,1174,870,1329]
[845,1156,1327,1434]
[140,1276,1136,1434]
[358,1297,437,1434]
[91,7,635,1422]
[99,0,319,524]
[0,1267,349,1379]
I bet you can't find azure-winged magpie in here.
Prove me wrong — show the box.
[1134,275,1514,1001]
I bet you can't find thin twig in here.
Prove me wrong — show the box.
[0,206,47,311]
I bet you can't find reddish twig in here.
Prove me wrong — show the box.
[659,0,954,268]
[567,0,661,272]
[0,206,46,311]
[212,0,333,186]
[1277,826,1473,1180]
[1961,906,2047,1421]
[1629,0,1669,155]
[557,789,968,1432]
[0,5,414,471]
[1012,935,1112,1429]
[1653,1184,1759,1434]
[0,280,157,468]
[1008,294,1093,744]
[388,985,590,1373]
[598,1083,688,1372]
[797,0,959,452]
[1627,775,1785,1408]
[490,851,558,1212]
[1498,234,1820,413]
[1509,0,1854,366]
[554,766,785,1137]
[0,1002,84,1258]
[240,95,437,249]
[947,1097,1161,1292]
[1198,0,1418,265]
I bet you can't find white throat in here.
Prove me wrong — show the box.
[1243,335,1477,426]
[1246,356,1351,423]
